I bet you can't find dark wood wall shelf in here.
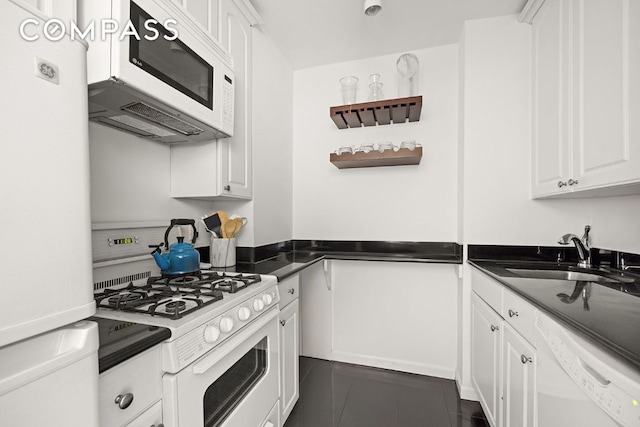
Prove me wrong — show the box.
[330,147,422,169]
[330,96,422,129]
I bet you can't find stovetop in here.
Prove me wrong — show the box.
[94,271,262,320]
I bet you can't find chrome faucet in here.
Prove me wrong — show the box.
[558,225,591,268]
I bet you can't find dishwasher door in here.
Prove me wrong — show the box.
[536,312,640,427]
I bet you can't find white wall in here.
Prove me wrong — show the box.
[89,123,215,245]
[251,27,294,247]
[462,15,640,254]
[292,45,459,242]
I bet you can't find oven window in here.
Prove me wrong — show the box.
[129,2,214,109]
[203,337,268,427]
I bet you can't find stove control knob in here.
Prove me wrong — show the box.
[238,306,251,321]
[204,325,220,343]
[253,299,265,312]
[263,293,273,305]
[219,317,234,333]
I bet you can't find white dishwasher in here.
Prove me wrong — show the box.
[536,312,640,427]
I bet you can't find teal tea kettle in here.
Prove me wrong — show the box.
[150,219,200,275]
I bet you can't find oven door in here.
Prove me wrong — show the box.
[163,308,280,427]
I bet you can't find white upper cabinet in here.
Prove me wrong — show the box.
[170,0,257,200]
[217,0,253,199]
[15,0,77,22]
[526,0,640,198]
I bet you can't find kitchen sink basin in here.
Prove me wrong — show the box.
[505,268,635,284]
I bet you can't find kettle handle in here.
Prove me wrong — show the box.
[164,219,199,248]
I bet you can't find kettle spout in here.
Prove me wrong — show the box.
[150,244,170,272]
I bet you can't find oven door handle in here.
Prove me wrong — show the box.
[192,308,279,375]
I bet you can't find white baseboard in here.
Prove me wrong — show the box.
[330,351,456,379]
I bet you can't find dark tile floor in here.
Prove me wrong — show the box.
[284,357,489,427]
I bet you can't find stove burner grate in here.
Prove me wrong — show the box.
[94,281,224,319]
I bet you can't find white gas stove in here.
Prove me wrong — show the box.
[92,224,281,427]
[94,266,279,373]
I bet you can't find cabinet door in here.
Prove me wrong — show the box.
[471,293,502,427]
[531,0,572,197]
[279,299,299,423]
[16,0,76,22]
[502,323,536,427]
[172,0,220,38]
[571,0,640,191]
[218,0,252,199]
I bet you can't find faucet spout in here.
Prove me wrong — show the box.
[558,233,591,268]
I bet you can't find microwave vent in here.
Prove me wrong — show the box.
[122,102,205,136]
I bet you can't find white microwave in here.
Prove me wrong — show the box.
[80,0,234,143]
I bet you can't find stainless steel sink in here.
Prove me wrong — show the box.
[505,268,634,283]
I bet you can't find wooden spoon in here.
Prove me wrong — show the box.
[231,218,243,236]
[222,220,236,239]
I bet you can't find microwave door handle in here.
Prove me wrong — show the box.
[192,308,278,375]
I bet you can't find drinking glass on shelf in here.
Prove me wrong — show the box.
[397,53,419,97]
[355,143,375,153]
[336,146,354,155]
[368,74,384,101]
[340,76,359,104]
[399,140,416,151]
[377,142,395,153]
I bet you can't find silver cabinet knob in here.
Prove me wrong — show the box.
[280,319,286,326]
[223,185,231,191]
[114,393,134,409]
[568,178,579,186]
[558,181,567,188]
[521,354,532,364]
[508,309,519,318]
[288,288,295,294]
[490,325,499,332]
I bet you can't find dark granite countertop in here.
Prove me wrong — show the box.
[200,240,463,281]
[469,259,640,372]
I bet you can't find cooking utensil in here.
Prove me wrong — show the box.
[231,218,244,237]
[202,213,222,237]
[222,220,236,239]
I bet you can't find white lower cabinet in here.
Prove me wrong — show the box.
[502,323,536,427]
[471,292,502,427]
[471,269,537,427]
[98,346,163,427]
[278,275,300,425]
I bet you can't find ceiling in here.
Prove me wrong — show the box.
[248,0,528,70]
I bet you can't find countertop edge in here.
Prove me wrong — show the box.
[271,254,462,281]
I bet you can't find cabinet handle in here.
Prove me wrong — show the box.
[521,354,532,364]
[490,325,499,332]
[223,185,231,191]
[557,181,567,188]
[568,178,579,186]
[508,309,519,318]
[280,319,286,326]
[114,393,134,410]
[152,424,165,427]
[288,288,295,294]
